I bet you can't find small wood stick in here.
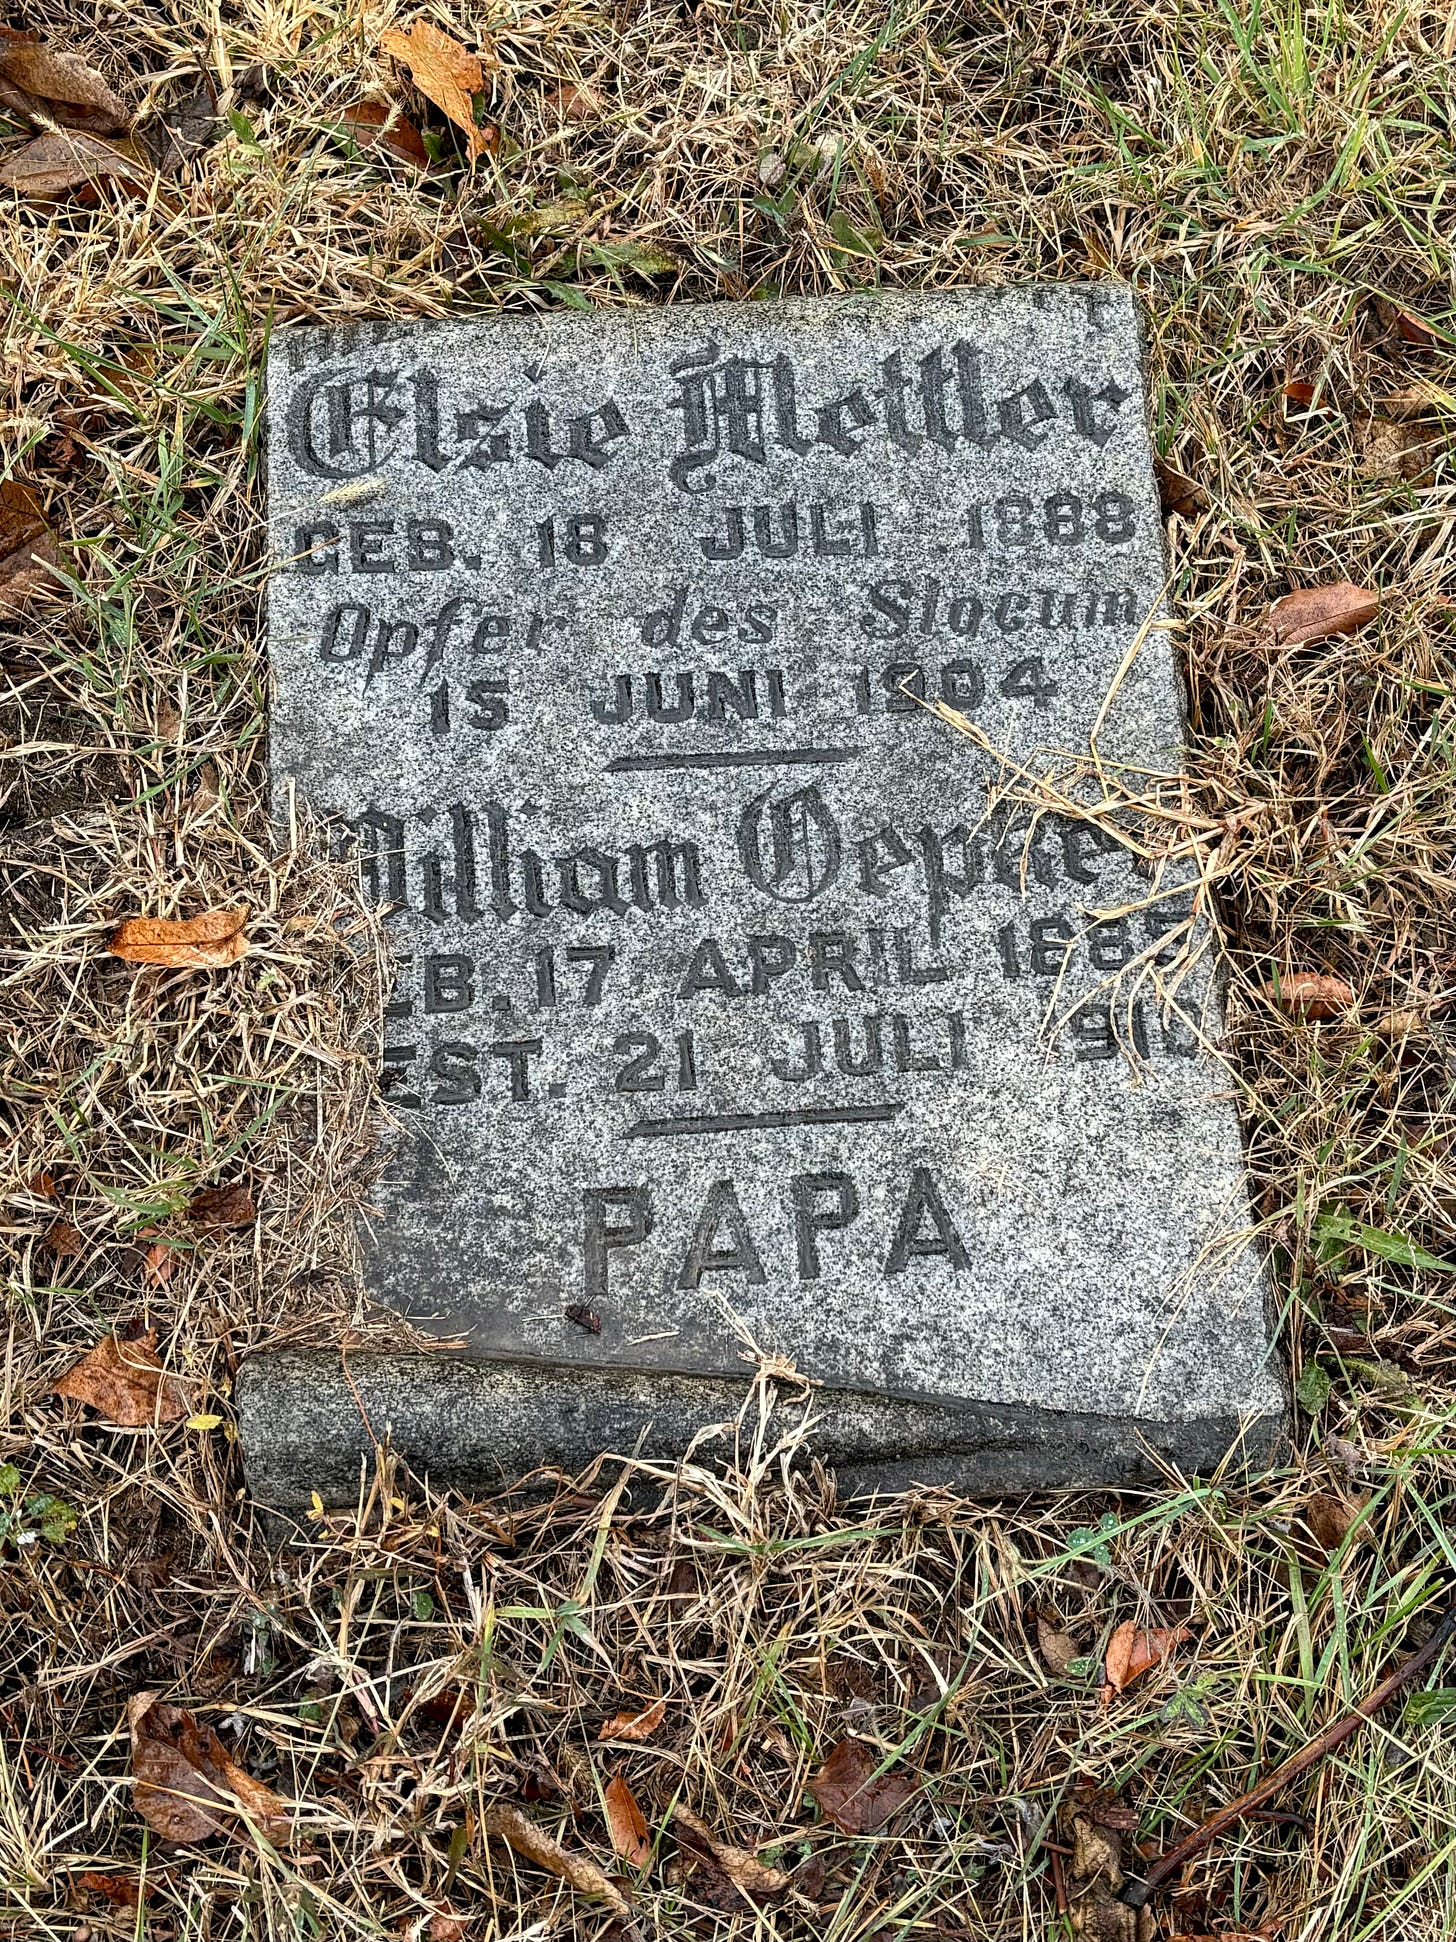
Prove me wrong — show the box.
[1049,1844,1068,1917]
[1121,1601,1456,1909]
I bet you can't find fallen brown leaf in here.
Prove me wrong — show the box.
[339,97,430,167]
[129,1692,289,1846]
[78,1872,149,1907]
[604,1772,651,1870]
[665,1557,697,1599]
[1153,456,1203,520]
[188,1183,257,1229]
[1101,1621,1192,1699]
[482,1803,632,1920]
[1088,1801,1141,1832]
[0,480,60,615]
[192,758,221,811]
[519,1762,562,1803]
[40,412,82,471]
[1269,580,1379,646]
[1037,1613,1080,1677]
[379,20,494,162]
[428,1905,469,1941]
[1394,309,1438,348]
[675,1844,746,1913]
[671,1802,789,1903]
[0,25,129,133]
[0,127,153,200]
[108,906,248,968]
[549,81,601,120]
[807,1736,919,1834]
[54,1330,187,1427]
[134,73,222,175]
[1303,1490,1365,1556]
[1324,1324,1369,1354]
[787,1851,827,1900]
[1282,378,1318,406]
[597,1696,667,1742]
[43,1218,83,1257]
[1267,971,1354,1019]
[143,1237,176,1287]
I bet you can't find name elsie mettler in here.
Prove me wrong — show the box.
[283,338,1132,488]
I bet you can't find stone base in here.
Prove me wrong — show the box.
[235,1351,1285,1506]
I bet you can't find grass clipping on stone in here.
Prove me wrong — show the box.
[2,1,1455,1937]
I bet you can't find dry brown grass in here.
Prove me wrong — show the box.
[3,1,1456,1936]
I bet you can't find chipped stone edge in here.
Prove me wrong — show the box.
[236,1350,1287,1509]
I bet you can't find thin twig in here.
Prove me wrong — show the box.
[1121,1602,1456,1909]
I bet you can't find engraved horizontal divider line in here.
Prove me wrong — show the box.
[623,1102,904,1138]
[604,746,864,773]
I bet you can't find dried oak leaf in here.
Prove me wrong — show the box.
[0,127,153,200]
[0,25,129,133]
[808,1736,918,1834]
[108,906,248,968]
[604,1772,651,1870]
[55,1329,187,1426]
[482,1803,632,1920]
[339,98,430,167]
[1267,971,1354,1018]
[128,1691,289,1846]
[188,1182,257,1229]
[43,1218,83,1257]
[1269,581,1379,646]
[671,1802,789,1903]
[0,480,60,615]
[378,20,494,162]
[1101,1621,1191,1699]
[598,1695,666,1742]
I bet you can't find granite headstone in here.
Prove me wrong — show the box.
[242,286,1283,1502]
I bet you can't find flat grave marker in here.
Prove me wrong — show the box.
[242,286,1283,1501]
